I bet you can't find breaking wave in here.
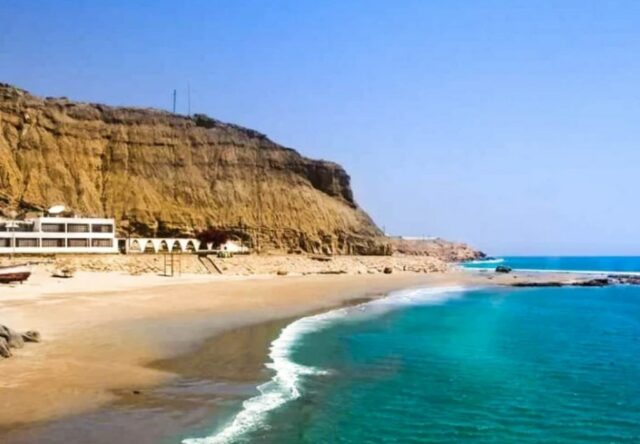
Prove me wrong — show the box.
[465,258,504,265]
[183,286,467,444]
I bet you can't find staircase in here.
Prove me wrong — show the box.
[197,254,223,274]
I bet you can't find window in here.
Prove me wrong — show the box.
[9,223,35,232]
[0,238,10,247]
[42,239,65,248]
[92,224,113,233]
[67,239,89,247]
[67,224,89,233]
[91,239,113,248]
[42,223,65,233]
[16,238,39,247]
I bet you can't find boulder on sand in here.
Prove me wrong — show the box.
[0,324,24,349]
[0,337,11,358]
[495,265,512,273]
[0,324,41,359]
[22,330,41,343]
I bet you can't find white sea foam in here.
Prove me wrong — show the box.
[465,258,504,265]
[183,285,467,444]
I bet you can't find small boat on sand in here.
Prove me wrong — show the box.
[0,264,31,284]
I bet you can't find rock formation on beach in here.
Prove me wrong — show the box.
[0,325,40,359]
[0,83,384,254]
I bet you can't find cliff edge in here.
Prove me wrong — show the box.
[0,83,384,254]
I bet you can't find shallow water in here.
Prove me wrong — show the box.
[191,284,640,443]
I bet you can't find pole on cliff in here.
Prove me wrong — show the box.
[187,83,191,117]
[172,89,177,113]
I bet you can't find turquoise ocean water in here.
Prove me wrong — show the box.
[184,258,640,443]
[464,256,640,274]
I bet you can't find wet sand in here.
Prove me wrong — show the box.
[2,316,296,444]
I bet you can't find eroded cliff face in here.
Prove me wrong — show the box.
[0,84,385,254]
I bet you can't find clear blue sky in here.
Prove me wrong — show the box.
[3,1,640,255]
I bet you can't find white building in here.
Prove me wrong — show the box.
[220,239,249,254]
[0,216,117,254]
[120,238,250,254]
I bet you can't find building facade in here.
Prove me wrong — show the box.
[0,216,117,254]
[120,238,250,254]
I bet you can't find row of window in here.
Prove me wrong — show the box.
[0,238,113,248]
[41,223,114,233]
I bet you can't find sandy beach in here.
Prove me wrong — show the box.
[0,262,596,443]
[0,266,482,437]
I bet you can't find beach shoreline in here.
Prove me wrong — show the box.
[0,264,602,442]
[0,267,478,435]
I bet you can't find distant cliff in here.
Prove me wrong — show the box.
[0,83,385,254]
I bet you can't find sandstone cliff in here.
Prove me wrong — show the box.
[0,84,385,254]
[389,237,486,262]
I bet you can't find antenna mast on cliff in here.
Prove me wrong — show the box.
[172,89,177,113]
[187,83,191,116]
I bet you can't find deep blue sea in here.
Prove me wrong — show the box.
[184,258,640,443]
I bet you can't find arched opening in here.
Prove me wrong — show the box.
[159,240,169,253]
[172,241,182,252]
[129,240,141,253]
[144,240,156,254]
[186,240,196,252]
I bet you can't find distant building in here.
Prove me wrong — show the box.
[119,237,250,254]
[220,239,249,254]
[0,216,117,254]
[388,236,438,241]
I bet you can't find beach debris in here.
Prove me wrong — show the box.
[495,265,512,273]
[277,270,288,276]
[383,266,393,274]
[52,266,75,278]
[0,324,41,359]
[310,255,332,262]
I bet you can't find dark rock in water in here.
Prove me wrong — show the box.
[511,281,563,287]
[495,265,512,273]
[608,274,640,285]
[509,276,635,288]
[573,278,610,287]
